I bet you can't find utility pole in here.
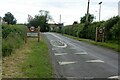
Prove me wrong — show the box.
[60,15,61,24]
[99,2,102,21]
[84,0,90,39]
[59,15,62,33]
[86,0,90,24]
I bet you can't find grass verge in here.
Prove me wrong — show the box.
[64,34,119,52]
[2,35,53,78]
[22,37,53,78]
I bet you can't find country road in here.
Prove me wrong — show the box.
[43,32,119,79]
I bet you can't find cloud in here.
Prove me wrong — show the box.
[0,0,119,25]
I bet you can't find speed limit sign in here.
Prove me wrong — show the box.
[99,28,103,34]
[30,27,35,32]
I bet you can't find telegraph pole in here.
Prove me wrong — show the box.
[86,0,90,24]
[60,15,61,24]
[84,0,90,39]
[99,2,102,21]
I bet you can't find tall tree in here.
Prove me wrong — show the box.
[3,12,17,24]
[28,10,52,32]
[80,13,94,24]
[80,14,94,38]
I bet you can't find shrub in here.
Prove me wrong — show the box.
[54,16,119,44]
[2,24,26,57]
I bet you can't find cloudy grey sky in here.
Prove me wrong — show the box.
[0,0,119,25]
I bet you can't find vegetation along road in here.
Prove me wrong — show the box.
[1,10,120,80]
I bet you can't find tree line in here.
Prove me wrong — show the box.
[52,14,120,43]
[2,10,52,32]
[27,10,52,32]
[2,11,120,43]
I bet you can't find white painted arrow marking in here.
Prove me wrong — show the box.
[59,61,77,65]
[50,40,67,48]
[86,60,104,63]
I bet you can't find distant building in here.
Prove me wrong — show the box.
[48,23,64,31]
[118,1,120,16]
[48,20,64,31]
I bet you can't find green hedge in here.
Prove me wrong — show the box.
[2,24,26,57]
[52,16,120,43]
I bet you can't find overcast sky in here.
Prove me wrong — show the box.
[0,0,119,25]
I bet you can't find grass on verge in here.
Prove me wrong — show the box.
[64,34,119,52]
[2,35,53,78]
[22,37,53,78]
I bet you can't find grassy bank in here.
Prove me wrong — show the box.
[64,34,119,52]
[22,37,53,78]
[3,36,53,78]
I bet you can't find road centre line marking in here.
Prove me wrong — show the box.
[74,52,88,55]
[66,77,94,79]
[66,77,77,78]
[54,53,68,56]
[108,76,120,79]
[86,60,104,63]
[58,61,77,65]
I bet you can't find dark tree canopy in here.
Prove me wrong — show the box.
[80,13,94,24]
[28,10,52,32]
[3,12,17,24]
[73,21,78,25]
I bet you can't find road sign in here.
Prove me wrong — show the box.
[25,26,40,43]
[95,27,105,42]
[99,28,103,34]
[29,27,35,32]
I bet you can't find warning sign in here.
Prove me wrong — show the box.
[29,27,35,32]
[95,27,105,42]
[25,26,40,43]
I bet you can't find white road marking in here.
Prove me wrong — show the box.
[50,40,67,48]
[52,48,59,50]
[66,77,94,79]
[108,76,120,79]
[55,53,68,56]
[74,52,88,55]
[86,60,104,63]
[66,77,77,78]
[59,61,77,65]
[52,48,55,50]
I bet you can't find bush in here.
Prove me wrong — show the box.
[103,16,120,40]
[56,16,119,43]
[110,20,120,43]
[2,24,26,57]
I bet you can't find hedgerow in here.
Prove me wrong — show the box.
[52,16,120,43]
[2,24,26,57]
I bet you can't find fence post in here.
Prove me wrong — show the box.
[25,26,27,43]
[95,27,98,42]
[38,27,40,42]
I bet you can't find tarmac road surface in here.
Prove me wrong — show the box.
[43,32,119,80]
